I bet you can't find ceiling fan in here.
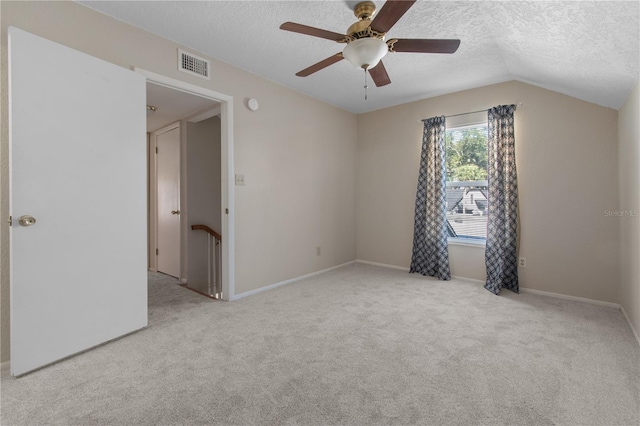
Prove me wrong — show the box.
[280,0,460,92]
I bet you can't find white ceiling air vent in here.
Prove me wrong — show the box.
[178,49,210,80]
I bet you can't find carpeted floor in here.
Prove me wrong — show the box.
[1,264,639,425]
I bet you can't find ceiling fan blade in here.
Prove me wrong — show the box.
[390,38,461,54]
[369,61,391,87]
[296,53,344,77]
[370,0,416,34]
[280,22,346,42]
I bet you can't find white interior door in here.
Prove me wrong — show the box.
[9,27,147,376]
[155,124,181,278]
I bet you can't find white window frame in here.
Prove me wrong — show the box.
[445,118,489,248]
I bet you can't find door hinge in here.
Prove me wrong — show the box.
[225,208,229,214]
[156,248,159,255]
[155,147,158,154]
[7,216,12,226]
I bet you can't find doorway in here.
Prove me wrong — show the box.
[140,68,235,301]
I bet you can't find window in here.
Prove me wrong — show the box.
[445,123,489,242]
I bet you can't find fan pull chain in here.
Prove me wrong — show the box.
[364,68,368,100]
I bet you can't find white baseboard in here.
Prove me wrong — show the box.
[450,274,622,310]
[376,261,637,347]
[456,274,622,310]
[451,275,485,285]
[355,259,409,271]
[231,261,356,301]
[180,278,188,284]
[620,305,640,347]
[356,261,489,285]
[519,287,620,309]
[520,288,638,347]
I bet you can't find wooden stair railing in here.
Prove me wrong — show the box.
[191,224,222,242]
[189,224,222,299]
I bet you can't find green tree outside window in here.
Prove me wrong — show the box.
[445,127,487,181]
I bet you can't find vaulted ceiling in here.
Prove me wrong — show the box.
[79,1,639,114]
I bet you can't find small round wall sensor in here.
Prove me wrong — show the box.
[247,98,259,111]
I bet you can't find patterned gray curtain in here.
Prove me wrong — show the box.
[485,105,519,294]
[410,116,451,281]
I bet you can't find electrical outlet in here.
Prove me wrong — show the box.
[235,174,245,186]
[519,257,526,268]
[316,246,321,256]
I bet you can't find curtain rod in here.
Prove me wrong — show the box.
[419,103,522,122]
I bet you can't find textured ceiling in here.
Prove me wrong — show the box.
[79,1,639,114]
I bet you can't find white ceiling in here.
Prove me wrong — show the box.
[146,82,219,132]
[80,1,639,114]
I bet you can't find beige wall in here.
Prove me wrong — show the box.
[1,1,634,365]
[357,81,620,302]
[0,1,357,362]
[618,80,640,341]
[187,116,222,293]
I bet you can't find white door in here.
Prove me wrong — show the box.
[155,124,181,278]
[9,27,147,376]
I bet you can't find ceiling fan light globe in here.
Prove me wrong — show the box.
[342,38,388,69]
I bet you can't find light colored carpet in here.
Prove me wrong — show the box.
[1,264,638,425]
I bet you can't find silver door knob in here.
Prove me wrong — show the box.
[171,210,180,215]
[18,215,36,226]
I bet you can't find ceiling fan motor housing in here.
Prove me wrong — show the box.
[354,2,376,19]
[347,1,385,42]
[346,21,385,42]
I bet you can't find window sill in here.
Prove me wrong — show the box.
[448,238,486,248]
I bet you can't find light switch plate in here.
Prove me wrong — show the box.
[235,174,245,186]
